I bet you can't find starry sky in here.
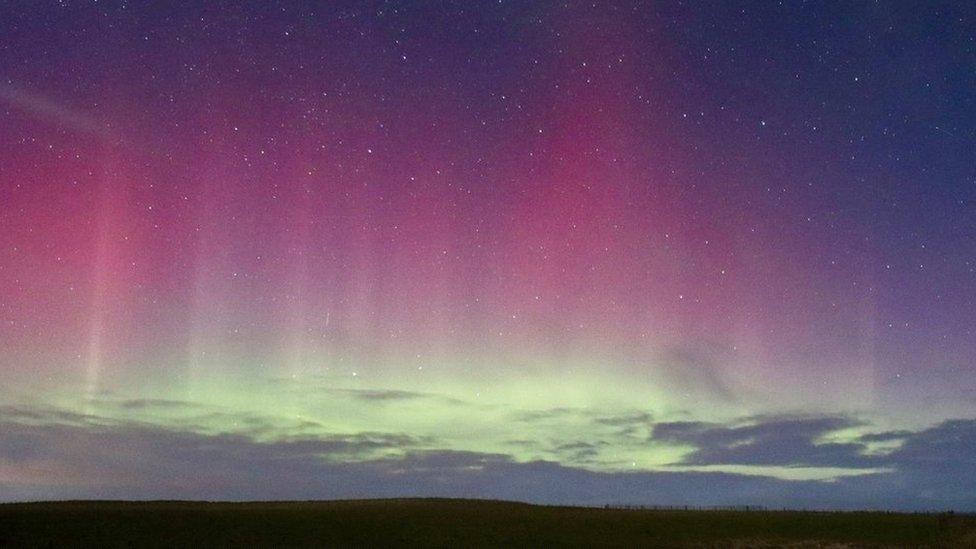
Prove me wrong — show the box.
[1,1,975,509]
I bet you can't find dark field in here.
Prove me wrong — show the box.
[1,499,974,548]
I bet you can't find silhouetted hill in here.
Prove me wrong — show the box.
[1,498,974,547]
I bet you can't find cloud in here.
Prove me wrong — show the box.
[879,419,976,506]
[594,411,653,427]
[512,407,586,423]
[0,83,109,135]
[1,405,975,510]
[513,408,652,431]
[329,389,467,406]
[858,430,915,443]
[112,399,204,410]
[265,378,469,407]
[337,389,429,401]
[648,414,976,509]
[652,416,876,469]
[551,441,606,461]
[0,405,99,425]
[0,414,422,498]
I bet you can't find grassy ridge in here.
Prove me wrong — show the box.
[1,499,974,547]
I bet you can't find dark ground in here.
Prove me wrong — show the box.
[1,499,974,547]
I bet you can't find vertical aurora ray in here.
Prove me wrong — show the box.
[85,152,130,402]
[83,185,109,401]
[281,171,313,379]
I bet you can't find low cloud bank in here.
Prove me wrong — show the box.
[1,405,974,510]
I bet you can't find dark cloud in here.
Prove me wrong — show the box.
[551,441,606,461]
[858,430,915,443]
[112,399,203,410]
[336,389,428,401]
[1,406,975,510]
[0,405,100,426]
[879,419,976,507]
[652,416,876,469]
[594,411,653,427]
[0,416,422,498]
[512,407,585,423]
[329,389,466,406]
[263,433,423,457]
[554,441,605,452]
[512,408,653,439]
[649,414,976,509]
[264,380,469,406]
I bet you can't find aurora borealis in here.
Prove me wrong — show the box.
[1,2,975,509]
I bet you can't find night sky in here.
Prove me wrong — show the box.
[1,2,975,509]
